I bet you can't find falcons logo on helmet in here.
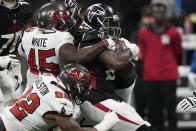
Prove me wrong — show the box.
[49,10,67,23]
[68,69,89,84]
[87,5,105,22]
[64,0,77,8]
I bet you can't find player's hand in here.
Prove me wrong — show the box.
[177,96,196,112]
[120,38,139,61]
[0,55,20,69]
[94,111,119,131]
[103,39,116,51]
[0,55,12,69]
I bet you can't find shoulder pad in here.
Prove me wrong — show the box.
[18,1,32,14]
[82,29,103,43]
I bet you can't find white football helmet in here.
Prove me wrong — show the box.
[0,0,19,9]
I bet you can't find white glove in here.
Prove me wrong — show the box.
[0,55,21,69]
[103,39,116,51]
[177,96,196,112]
[0,55,12,69]
[94,111,119,131]
[120,38,139,61]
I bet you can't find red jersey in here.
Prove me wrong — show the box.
[138,24,182,81]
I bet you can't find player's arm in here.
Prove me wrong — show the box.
[47,114,97,131]
[59,40,107,64]
[99,49,131,70]
[45,111,119,131]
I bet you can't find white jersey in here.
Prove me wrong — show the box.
[2,75,74,131]
[18,27,74,87]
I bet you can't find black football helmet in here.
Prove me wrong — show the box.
[63,0,84,35]
[58,63,91,105]
[37,2,74,31]
[0,0,19,9]
[84,3,121,39]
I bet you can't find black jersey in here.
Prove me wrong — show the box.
[80,29,123,104]
[0,2,32,56]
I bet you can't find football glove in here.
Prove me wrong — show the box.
[94,111,119,131]
[0,55,12,69]
[120,38,139,61]
[103,39,116,51]
[177,96,196,112]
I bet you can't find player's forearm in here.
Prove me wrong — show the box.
[75,41,106,64]
[60,41,106,64]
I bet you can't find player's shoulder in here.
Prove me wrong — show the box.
[40,74,74,114]
[18,1,31,14]
[23,27,38,38]
[24,27,38,33]
[54,30,74,43]
[55,30,73,38]
[40,73,58,87]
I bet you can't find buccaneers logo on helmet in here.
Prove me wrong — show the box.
[67,68,89,84]
[49,10,67,23]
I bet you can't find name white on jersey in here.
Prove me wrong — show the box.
[18,27,74,87]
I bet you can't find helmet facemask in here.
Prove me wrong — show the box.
[101,15,121,40]
[0,0,19,9]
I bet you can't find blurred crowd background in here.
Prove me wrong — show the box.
[23,0,196,131]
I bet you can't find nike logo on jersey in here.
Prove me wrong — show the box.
[32,37,48,47]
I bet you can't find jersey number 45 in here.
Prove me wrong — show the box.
[27,48,60,76]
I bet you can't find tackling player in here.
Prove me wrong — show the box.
[78,3,155,131]
[17,2,115,89]
[63,0,138,104]
[0,63,119,131]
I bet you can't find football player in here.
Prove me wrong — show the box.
[82,3,138,104]
[0,0,32,112]
[63,0,138,104]
[0,63,119,131]
[17,2,115,90]
[78,3,156,131]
